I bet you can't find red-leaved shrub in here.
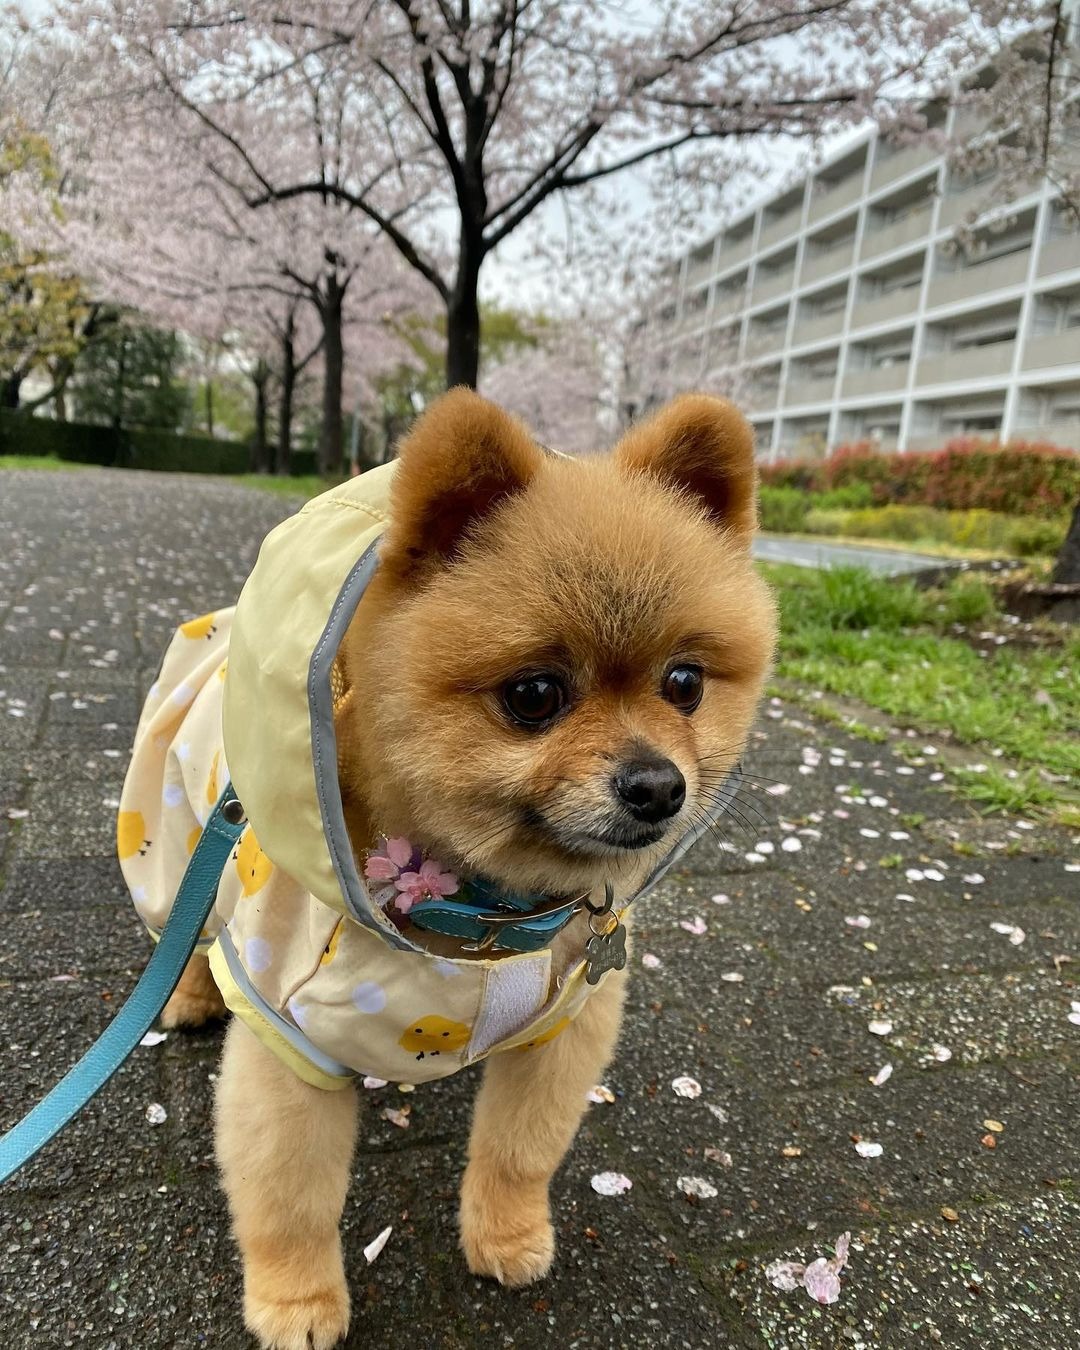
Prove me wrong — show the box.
[760,439,1080,520]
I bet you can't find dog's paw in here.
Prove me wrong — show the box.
[160,984,227,1029]
[460,1169,555,1287]
[244,1285,350,1350]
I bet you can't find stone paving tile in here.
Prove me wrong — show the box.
[17,782,123,857]
[716,1191,1080,1346]
[0,679,47,748]
[1,981,168,1195]
[0,904,147,980]
[1,468,1078,1350]
[0,856,130,913]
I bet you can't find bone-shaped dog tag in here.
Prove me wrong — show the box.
[584,917,627,985]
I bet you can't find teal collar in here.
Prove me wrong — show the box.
[408,877,583,953]
[397,761,743,955]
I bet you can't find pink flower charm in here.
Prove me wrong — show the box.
[394,859,459,914]
[364,836,417,883]
[364,838,458,918]
[365,853,400,881]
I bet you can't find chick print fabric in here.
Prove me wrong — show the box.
[119,603,602,1091]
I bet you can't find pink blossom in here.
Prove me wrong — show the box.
[802,1258,842,1305]
[385,837,413,868]
[766,1231,851,1306]
[365,836,418,882]
[365,853,401,882]
[394,859,459,913]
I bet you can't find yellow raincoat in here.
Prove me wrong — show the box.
[117,464,612,1090]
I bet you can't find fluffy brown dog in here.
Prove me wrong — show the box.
[168,389,777,1349]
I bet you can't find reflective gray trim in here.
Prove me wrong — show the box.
[307,539,421,952]
[217,927,354,1080]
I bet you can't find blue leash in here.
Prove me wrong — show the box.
[0,784,247,1185]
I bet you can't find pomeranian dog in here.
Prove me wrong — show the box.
[163,389,776,1348]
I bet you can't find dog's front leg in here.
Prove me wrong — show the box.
[460,965,628,1287]
[216,1019,358,1350]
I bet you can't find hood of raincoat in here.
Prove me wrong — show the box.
[221,461,417,945]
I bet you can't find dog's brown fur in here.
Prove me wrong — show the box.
[166,389,777,1349]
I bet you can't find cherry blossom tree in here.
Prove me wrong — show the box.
[479,315,606,453]
[945,1,1079,223]
[942,2,1080,583]
[0,19,97,412]
[48,69,430,474]
[54,0,1040,391]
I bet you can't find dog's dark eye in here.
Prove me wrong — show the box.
[502,675,566,727]
[663,666,704,713]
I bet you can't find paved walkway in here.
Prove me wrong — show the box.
[1,467,1078,1349]
[753,535,944,574]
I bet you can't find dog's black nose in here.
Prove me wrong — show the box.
[614,758,686,824]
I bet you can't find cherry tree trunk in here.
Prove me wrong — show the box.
[2,373,22,410]
[445,238,482,389]
[249,364,270,473]
[1051,500,1080,585]
[318,273,345,478]
[275,324,296,477]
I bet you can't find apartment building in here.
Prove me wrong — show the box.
[628,93,1080,459]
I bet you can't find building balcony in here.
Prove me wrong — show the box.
[869,144,931,192]
[807,174,863,225]
[938,186,987,228]
[859,205,933,262]
[685,258,714,289]
[792,309,847,346]
[951,106,985,140]
[711,290,746,325]
[801,239,855,286]
[1037,234,1080,279]
[746,386,781,412]
[677,305,709,336]
[1022,328,1080,371]
[1009,420,1080,450]
[928,249,1031,308]
[841,363,910,397]
[717,233,754,272]
[785,376,837,405]
[850,286,920,329]
[916,339,1015,386]
[752,270,795,306]
[758,205,803,251]
[906,432,951,452]
[746,329,787,359]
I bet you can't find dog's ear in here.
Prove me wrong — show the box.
[381,387,543,580]
[615,394,758,544]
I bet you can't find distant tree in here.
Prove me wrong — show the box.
[0,122,91,409]
[480,316,606,453]
[947,1,1079,224]
[375,303,543,450]
[72,319,190,431]
[944,2,1080,587]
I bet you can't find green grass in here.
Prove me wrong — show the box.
[2,453,333,500]
[228,472,333,500]
[760,563,1080,818]
[0,453,95,471]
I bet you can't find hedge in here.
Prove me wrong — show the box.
[761,439,1080,520]
[0,409,249,475]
